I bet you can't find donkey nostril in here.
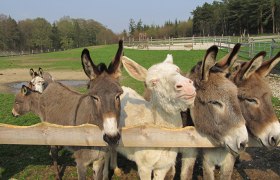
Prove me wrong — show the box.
[239,142,246,151]
[270,136,277,146]
[103,133,120,146]
[189,79,193,84]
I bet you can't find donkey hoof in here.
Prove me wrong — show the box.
[114,167,123,176]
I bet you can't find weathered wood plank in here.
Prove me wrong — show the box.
[0,122,268,147]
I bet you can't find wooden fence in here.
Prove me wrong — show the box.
[124,35,280,59]
[0,48,66,57]
[0,122,267,148]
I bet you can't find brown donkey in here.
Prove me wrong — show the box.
[228,51,280,147]
[185,45,248,180]
[12,40,124,180]
[200,45,280,180]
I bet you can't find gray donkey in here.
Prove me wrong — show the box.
[12,40,124,180]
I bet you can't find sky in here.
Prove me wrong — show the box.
[0,0,215,33]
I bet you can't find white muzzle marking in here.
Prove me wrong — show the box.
[103,117,118,136]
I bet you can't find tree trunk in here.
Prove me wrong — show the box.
[272,6,275,34]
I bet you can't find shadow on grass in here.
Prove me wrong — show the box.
[0,144,74,179]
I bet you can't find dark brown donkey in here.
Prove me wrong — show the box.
[12,40,124,180]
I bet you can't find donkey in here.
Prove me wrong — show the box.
[224,51,280,147]
[12,40,124,180]
[29,67,54,93]
[117,54,196,179]
[199,47,280,180]
[185,44,248,180]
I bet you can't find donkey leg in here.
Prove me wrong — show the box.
[76,160,87,180]
[153,166,172,180]
[180,148,197,180]
[92,158,105,180]
[202,157,215,180]
[50,145,61,180]
[109,148,123,176]
[164,165,175,180]
[220,153,235,180]
[138,166,152,180]
[74,149,91,180]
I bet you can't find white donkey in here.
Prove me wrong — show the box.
[117,54,197,179]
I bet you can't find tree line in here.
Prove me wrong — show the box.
[123,0,280,39]
[0,15,118,51]
[1,0,280,51]
[192,0,280,36]
[120,18,193,40]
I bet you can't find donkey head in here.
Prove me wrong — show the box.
[12,85,39,117]
[82,40,124,146]
[29,68,45,93]
[122,54,196,115]
[189,45,248,155]
[230,52,280,147]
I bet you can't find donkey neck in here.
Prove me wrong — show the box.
[29,92,43,120]
[151,101,183,128]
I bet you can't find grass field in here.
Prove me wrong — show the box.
[0,44,279,179]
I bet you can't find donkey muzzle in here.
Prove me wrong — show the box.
[103,133,121,146]
[12,108,19,117]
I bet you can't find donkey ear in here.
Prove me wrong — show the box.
[122,56,147,82]
[38,67,44,77]
[81,48,99,80]
[30,68,35,78]
[239,51,266,80]
[108,40,124,78]
[163,54,173,64]
[256,52,280,77]
[201,45,218,81]
[216,43,241,71]
[21,85,29,95]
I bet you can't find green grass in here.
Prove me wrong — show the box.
[272,97,280,118]
[0,44,279,179]
[0,45,211,179]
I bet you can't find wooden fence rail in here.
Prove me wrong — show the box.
[0,122,267,148]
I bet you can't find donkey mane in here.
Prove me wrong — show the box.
[55,81,83,96]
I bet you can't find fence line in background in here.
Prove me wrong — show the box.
[0,122,265,148]
[0,48,66,57]
[124,35,280,59]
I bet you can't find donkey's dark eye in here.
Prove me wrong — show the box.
[209,100,223,108]
[245,98,258,105]
[92,96,100,102]
[15,101,22,105]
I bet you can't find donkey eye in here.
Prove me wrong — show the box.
[92,96,100,102]
[15,101,22,105]
[245,98,258,105]
[209,100,223,108]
